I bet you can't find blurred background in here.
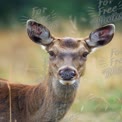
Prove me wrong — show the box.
[0,0,122,121]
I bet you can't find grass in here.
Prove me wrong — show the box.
[0,22,122,121]
[71,88,122,113]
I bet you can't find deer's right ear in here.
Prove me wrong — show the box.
[26,19,54,46]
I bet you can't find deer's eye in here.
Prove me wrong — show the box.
[82,52,89,58]
[48,51,56,57]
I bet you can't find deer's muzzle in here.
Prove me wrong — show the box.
[58,67,77,85]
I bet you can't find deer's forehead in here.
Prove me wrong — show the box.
[54,37,86,49]
[48,37,89,53]
[58,38,80,48]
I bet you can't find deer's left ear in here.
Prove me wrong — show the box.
[86,24,115,48]
[26,19,54,46]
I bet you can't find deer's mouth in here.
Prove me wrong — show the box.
[59,79,77,85]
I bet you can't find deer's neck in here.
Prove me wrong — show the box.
[26,73,78,121]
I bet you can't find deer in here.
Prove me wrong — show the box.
[0,19,115,122]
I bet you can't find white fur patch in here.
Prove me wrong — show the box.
[59,80,76,85]
[109,24,115,34]
[40,45,46,50]
[86,39,97,47]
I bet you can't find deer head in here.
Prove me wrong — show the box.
[26,20,115,89]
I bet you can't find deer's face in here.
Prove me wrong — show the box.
[47,37,89,85]
[26,20,115,86]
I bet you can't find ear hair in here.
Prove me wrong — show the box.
[86,24,115,48]
[26,19,54,46]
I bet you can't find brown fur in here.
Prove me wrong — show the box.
[0,77,76,122]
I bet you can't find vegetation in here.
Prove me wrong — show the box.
[0,0,121,28]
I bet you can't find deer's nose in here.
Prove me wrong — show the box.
[59,68,76,81]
